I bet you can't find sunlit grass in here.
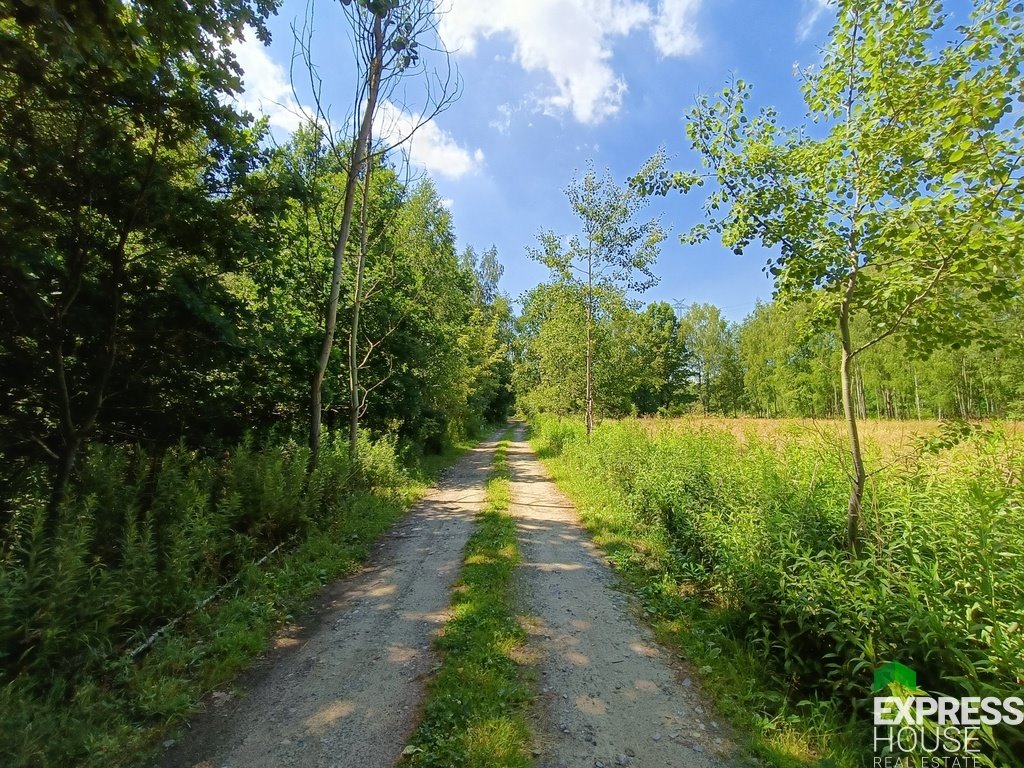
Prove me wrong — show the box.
[531,415,1024,767]
[403,430,533,768]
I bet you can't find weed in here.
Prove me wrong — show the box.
[0,433,472,768]
[530,415,1023,767]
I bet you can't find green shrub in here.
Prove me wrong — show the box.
[532,414,1024,764]
[0,428,421,767]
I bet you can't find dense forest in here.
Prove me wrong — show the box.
[1,0,1021,766]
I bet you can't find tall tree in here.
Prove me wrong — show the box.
[630,301,693,415]
[0,0,274,527]
[515,282,588,417]
[643,0,1024,550]
[531,163,664,435]
[677,303,744,414]
[296,0,459,464]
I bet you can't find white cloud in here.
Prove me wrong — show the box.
[230,35,314,133]
[796,0,836,42]
[490,103,514,134]
[442,0,701,125]
[490,100,536,134]
[375,101,484,180]
[651,0,702,57]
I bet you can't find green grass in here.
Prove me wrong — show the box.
[531,429,845,768]
[0,436,474,768]
[529,415,1024,768]
[403,430,534,768]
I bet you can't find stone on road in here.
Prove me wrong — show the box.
[159,434,500,768]
[508,426,736,768]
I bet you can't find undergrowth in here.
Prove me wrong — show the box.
[530,415,1023,768]
[0,431,471,768]
[404,429,533,768]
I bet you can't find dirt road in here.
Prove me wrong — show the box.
[160,427,737,768]
[159,434,500,768]
[509,427,735,768]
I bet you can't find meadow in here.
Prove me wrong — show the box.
[531,414,1024,767]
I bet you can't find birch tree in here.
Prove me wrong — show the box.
[531,163,664,436]
[296,0,459,464]
[641,0,1024,550]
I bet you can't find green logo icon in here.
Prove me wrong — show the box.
[873,661,916,693]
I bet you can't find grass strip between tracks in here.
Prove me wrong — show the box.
[403,429,534,768]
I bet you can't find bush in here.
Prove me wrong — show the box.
[0,428,412,767]
[532,414,1024,763]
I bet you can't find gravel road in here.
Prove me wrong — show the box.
[159,426,738,768]
[158,433,500,768]
[508,426,736,768]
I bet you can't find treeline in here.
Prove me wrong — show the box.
[515,289,1024,421]
[0,9,512,519]
[0,4,510,764]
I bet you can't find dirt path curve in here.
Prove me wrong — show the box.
[509,426,736,768]
[159,433,500,768]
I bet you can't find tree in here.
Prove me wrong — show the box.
[630,302,694,415]
[0,0,274,528]
[295,0,459,464]
[643,0,1024,550]
[515,282,588,417]
[461,245,504,307]
[531,162,664,435]
[351,179,488,449]
[459,246,515,426]
[677,303,744,414]
[738,301,840,418]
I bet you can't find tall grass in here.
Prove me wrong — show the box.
[532,415,1023,766]
[0,430,442,768]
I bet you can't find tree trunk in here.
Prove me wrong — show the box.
[856,368,867,420]
[46,433,79,536]
[348,155,372,464]
[914,368,922,420]
[839,294,865,554]
[310,13,383,466]
[961,356,972,419]
[585,240,594,437]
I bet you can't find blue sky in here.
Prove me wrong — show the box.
[233,0,847,322]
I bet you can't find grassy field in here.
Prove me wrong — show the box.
[636,415,944,447]
[531,414,1024,767]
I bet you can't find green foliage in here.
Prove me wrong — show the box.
[647,0,1023,347]
[404,434,532,768]
[677,303,745,415]
[528,162,665,431]
[0,430,462,768]
[735,298,1024,420]
[515,285,693,418]
[0,0,279,501]
[532,415,1024,766]
[637,0,1024,545]
[532,162,663,294]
